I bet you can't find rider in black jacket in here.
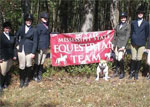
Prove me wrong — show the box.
[129,9,149,80]
[0,22,17,92]
[16,14,38,88]
[33,12,50,82]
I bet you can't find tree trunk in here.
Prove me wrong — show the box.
[148,2,150,23]
[60,1,69,33]
[21,0,31,24]
[81,0,95,32]
[0,5,3,34]
[105,2,111,30]
[52,7,56,32]
[94,0,99,31]
[110,0,119,29]
[56,0,62,32]
[45,0,50,13]
[37,0,40,24]
[127,0,131,23]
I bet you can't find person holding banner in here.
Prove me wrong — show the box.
[33,12,50,82]
[16,14,38,88]
[0,22,17,92]
[112,12,130,79]
[129,9,149,80]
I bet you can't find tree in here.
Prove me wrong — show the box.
[0,0,150,33]
[21,0,31,24]
[81,0,95,32]
[110,0,119,29]
[0,5,3,34]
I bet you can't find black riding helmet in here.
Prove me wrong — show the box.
[136,6,145,15]
[3,21,12,29]
[120,12,127,18]
[136,10,145,15]
[40,12,49,19]
[25,13,33,21]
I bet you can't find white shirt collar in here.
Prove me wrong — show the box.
[119,23,125,29]
[25,25,31,34]
[3,32,10,40]
[119,24,123,29]
[137,19,143,27]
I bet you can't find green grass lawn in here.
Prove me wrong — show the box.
[1,71,150,107]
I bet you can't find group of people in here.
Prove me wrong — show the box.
[112,9,150,80]
[0,9,150,93]
[0,12,50,92]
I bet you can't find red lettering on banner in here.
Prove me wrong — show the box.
[50,30,114,66]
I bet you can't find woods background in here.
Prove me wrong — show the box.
[1,1,150,106]
[0,0,150,34]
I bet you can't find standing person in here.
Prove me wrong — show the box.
[0,22,17,92]
[33,12,50,82]
[112,12,130,79]
[16,14,37,88]
[129,9,149,80]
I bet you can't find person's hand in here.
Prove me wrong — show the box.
[111,44,115,51]
[13,57,17,60]
[16,45,19,50]
[31,54,35,59]
[147,49,150,54]
[0,60,3,63]
[147,49,150,51]
[119,47,125,51]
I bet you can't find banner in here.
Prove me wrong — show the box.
[50,30,114,66]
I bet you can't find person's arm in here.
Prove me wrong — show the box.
[112,26,117,50]
[13,35,17,60]
[15,26,22,48]
[130,21,133,38]
[31,28,38,55]
[147,23,150,49]
[123,24,131,48]
[36,24,41,36]
[0,34,3,63]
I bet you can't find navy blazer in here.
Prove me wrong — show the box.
[36,23,50,50]
[16,25,38,54]
[131,20,149,46]
[0,33,16,61]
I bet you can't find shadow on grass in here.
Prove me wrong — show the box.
[12,102,32,107]
[40,103,59,107]
[0,100,11,107]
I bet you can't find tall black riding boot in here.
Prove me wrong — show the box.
[19,69,25,88]
[134,61,141,80]
[3,72,9,89]
[112,59,119,77]
[0,73,4,92]
[119,60,125,79]
[147,65,150,80]
[24,67,32,87]
[33,64,39,81]
[37,65,43,82]
[129,60,136,79]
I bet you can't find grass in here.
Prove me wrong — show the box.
[0,54,150,107]
[1,71,150,107]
